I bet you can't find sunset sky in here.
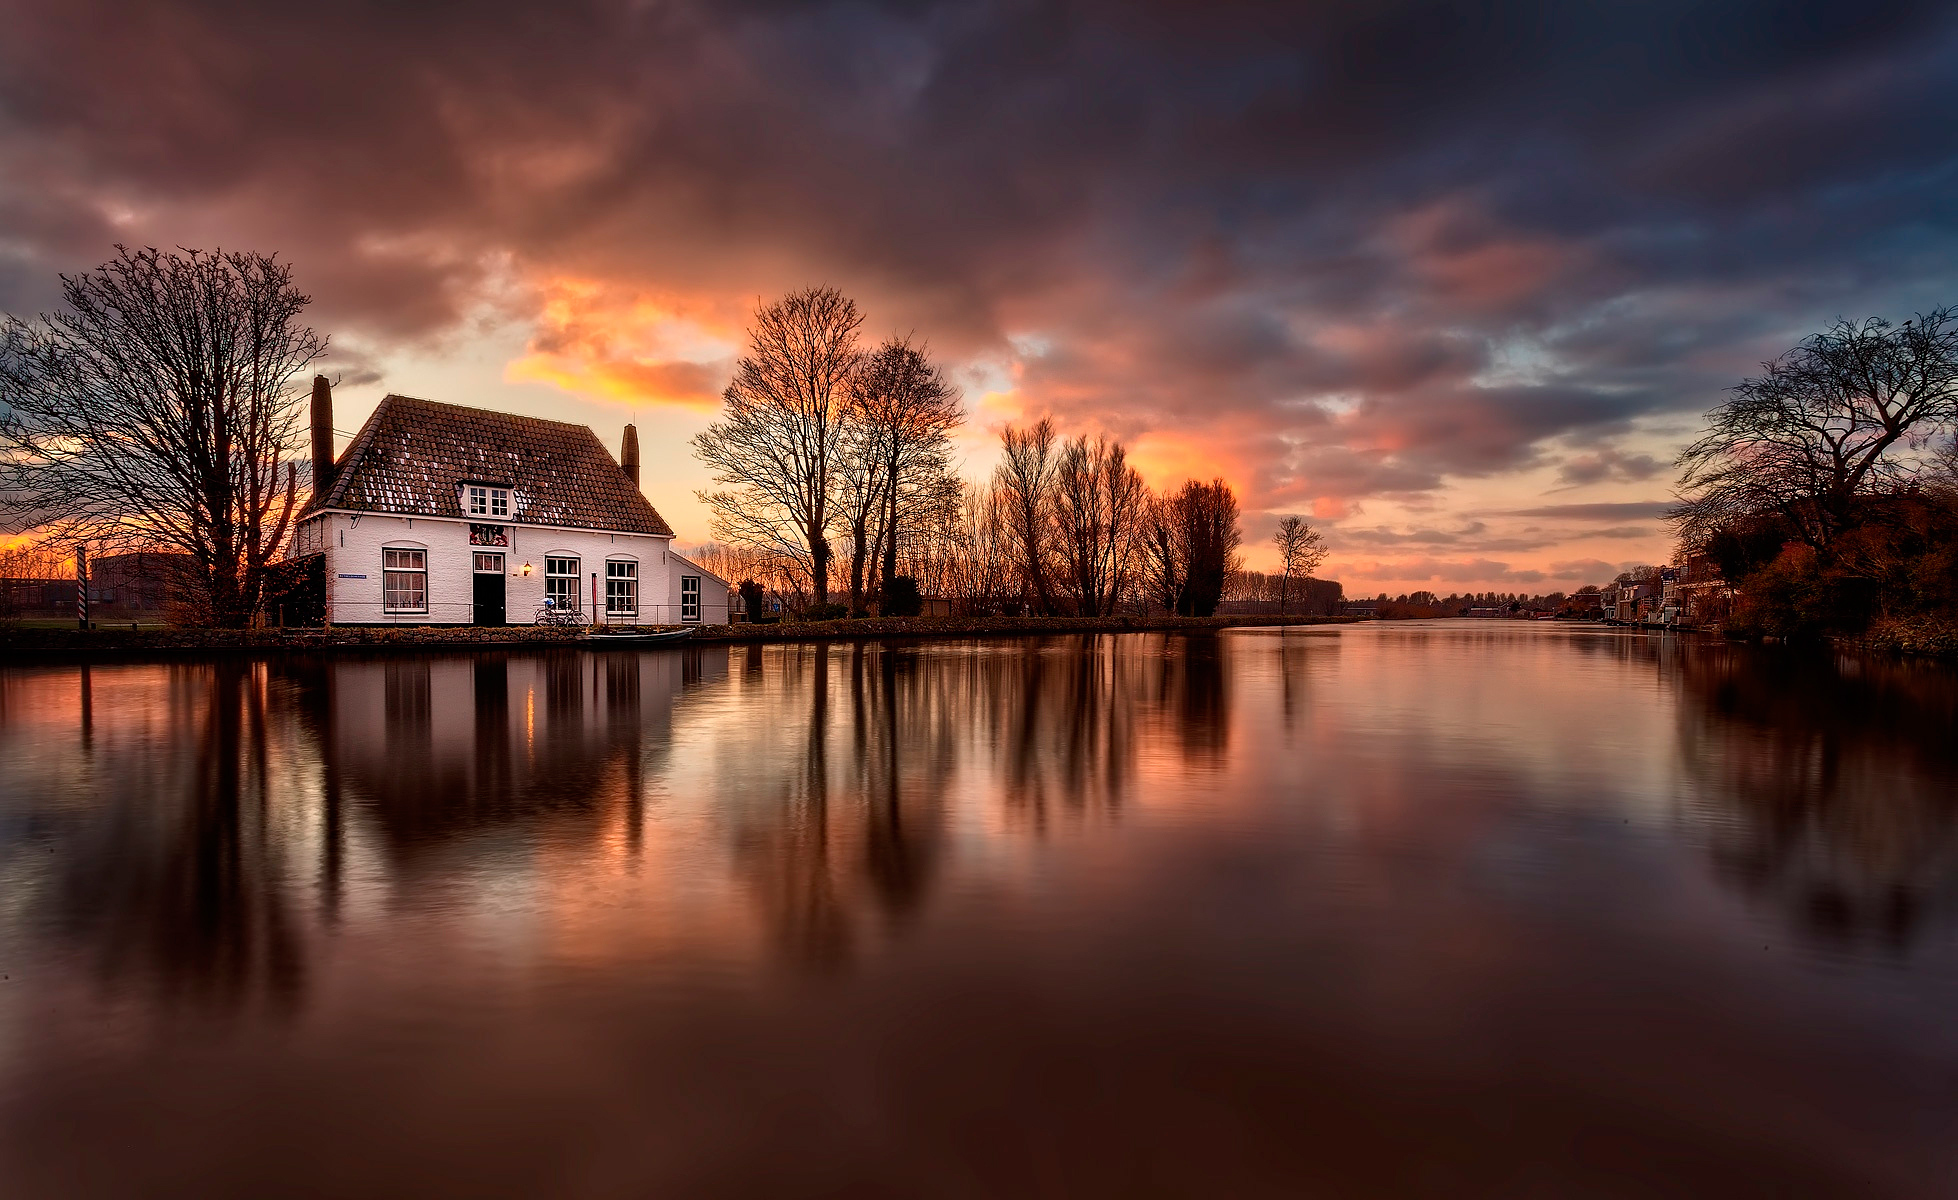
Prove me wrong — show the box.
[4,1,1957,592]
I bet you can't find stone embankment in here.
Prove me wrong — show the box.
[0,614,1356,661]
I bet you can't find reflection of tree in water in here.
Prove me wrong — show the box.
[44,649,717,1014]
[1675,644,1958,950]
[988,634,1228,825]
[57,662,305,1012]
[724,642,956,970]
[719,635,1230,968]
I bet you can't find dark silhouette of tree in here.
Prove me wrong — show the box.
[1144,479,1242,616]
[835,336,961,614]
[0,246,326,626]
[1672,307,1958,550]
[693,287,863,606]
[1053,434,1150,617]
[854,336,963,599]
[1270,515,1326,613]
[994,417,1063,614]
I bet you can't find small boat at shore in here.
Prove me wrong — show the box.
[585,627,694,645]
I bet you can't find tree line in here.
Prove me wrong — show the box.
[2,254,1334,628]
[1669,307,1958,642]
[692,287,1329,619]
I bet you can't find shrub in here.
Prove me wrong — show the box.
[737,579,767,622]
[883,575,923,617]
[800,602,849,621]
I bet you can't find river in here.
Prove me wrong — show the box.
[2,624,1956,1197]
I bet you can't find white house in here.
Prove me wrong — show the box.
[290,380,730,626]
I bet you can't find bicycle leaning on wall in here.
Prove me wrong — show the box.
[534,597,585,628]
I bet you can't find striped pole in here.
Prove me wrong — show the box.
[75,542,89,630]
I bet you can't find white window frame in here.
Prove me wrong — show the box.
[545,555,581,613]
[606,559,638,617]
[382,546,428,614]
[681,575,700,622]
[465,485,511,518]
[473,551,505,575]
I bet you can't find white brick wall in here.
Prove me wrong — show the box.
[667,553,733,625]
[316,512,699,625]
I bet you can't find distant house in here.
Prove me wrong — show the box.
[288,381,730,626]
[1666,552,1731,626]
[2,551,191,621]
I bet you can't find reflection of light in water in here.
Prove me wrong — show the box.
[1,633,1957,1196]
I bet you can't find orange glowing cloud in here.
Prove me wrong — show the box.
[505,278,740,411]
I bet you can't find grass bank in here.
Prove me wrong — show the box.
[0,614,1356,661]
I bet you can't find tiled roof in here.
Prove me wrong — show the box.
[304,395,674,536]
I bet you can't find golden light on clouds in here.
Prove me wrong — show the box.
[505,278,740,411]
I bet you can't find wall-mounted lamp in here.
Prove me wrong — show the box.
[521,561,532,576]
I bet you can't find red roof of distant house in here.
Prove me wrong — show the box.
[302,395,674,536]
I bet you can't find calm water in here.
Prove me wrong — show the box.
[2,625,1956,1197]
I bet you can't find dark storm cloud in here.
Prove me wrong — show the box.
[1506,502,1674,521]
[3,0,1957,508]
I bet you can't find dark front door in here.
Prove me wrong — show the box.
[473,553,506,625]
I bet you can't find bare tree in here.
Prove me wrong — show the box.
[833,337,963,614]
[1140,494,1184,615]
[856,337,963,591]
[942,480,1015,615]
[1143,479,1242,616]
[1053,434,1150,617]
[887,471,965,599]
[0,246,325,626]
[693,288,863,606]
[0,538,67,581]
[834,411,890,615]
[1672,307,1958,549]
[993,417,1063,614]
[1271,515,1326,613]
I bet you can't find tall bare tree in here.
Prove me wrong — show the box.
[835,411,890,615]
[1143,479,1242,616]
[694,287,863,606]
[942,480,1015,615]
[1672,307,1958,549]
[855,337,963,592]
[1053,434,1150,617]
[1270,515,1326,613]
[832,337,964,614]
[0,246,325,626]
[993,417,1062,614]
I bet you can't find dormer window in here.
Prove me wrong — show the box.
[466,485,511,518]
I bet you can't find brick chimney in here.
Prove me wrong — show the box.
[621,422,640,489]
[310,375,335,497]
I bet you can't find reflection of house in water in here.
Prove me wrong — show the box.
[297,650,727,862]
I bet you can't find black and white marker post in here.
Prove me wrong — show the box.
[75,541,89,630]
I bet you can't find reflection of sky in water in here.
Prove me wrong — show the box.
[1,626,1955,1197]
